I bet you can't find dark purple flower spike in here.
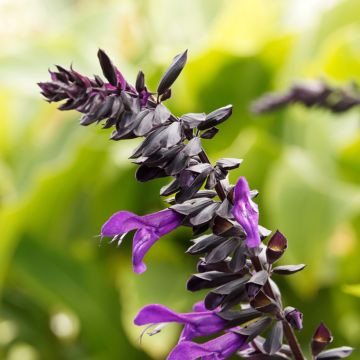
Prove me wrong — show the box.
[232,176,261,248]
[251,80,360,114]
[40,50,354,360]
[101,209,182,273]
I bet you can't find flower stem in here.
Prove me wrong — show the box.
[197,146,306,360]
[283,321,306,360]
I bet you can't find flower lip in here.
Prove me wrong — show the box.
[134,303,227,342]
[101,209,182,274]
[167,330,248,360]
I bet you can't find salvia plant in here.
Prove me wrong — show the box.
[39,50,354,360]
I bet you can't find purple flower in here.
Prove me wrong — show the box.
[134,301,226,342]
[167,331,248,360]
[232,177,261,248]
[101,209,182,274]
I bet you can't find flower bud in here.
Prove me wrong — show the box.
[250,291,278,314]
[284,307,303,330]
[311,322,333,357]
[266,230,287,264]
[246,270,268,299]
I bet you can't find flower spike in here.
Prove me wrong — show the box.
[40,50,354,360]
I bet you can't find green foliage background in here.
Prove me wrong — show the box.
[0,0,360,359]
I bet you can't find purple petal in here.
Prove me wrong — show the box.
[179,312,226,342]
[134,303,227,340]
[134,304,185,325]
[168,332,248,360]
[101,211,144,237]
[192,301,207,312]
[181,300,224,341]
[232,177,261,248]
[132,228,158,274]
[132,210,182,273]
[142,209,182,235]
[167,341,212,360]
[101,209,181,238]
[102,209,182,273]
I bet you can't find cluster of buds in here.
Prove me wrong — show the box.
[39,50,353,360]
[251,80,360,114]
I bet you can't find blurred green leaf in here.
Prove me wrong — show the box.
[343,284,360,297]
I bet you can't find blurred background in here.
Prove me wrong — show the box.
[0,0,360,359]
